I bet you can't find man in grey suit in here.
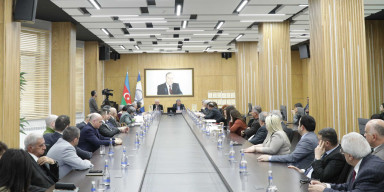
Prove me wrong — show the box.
[309,132,384,192]
[364,119,384,160]
[47,126,93,179]
[89,90,99,113]
[258,115,318,169]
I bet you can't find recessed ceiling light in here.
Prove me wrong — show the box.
[235,33,244,40]
[182,20,188,29]
[234,0,249,13]
[215,21,225,30]
[134,45,140,50]
[299,4,308,7]
[89,0,101,10]
[176,4,182,16]
[119,45,126,49]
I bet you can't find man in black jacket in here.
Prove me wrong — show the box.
[204,102,224,122]
[99,109,129,137]
[242,105,262,139]
[25,133,59,191]
[248,111,268,145]
[289,128,349,183]
[157,72,183,95]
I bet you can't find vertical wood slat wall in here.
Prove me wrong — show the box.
[258,21,293,121]
[308,0,369,137]
[76,47,85,114]
[366,20,384,116]
[0,0,21,147]
[51,22,77,124]
[291,51,310,107]
[236,42,259,114]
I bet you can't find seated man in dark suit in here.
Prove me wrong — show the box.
[364,119,384,160]
[201,100,210,115]
[242,105,262,139]
[78,113,123,153]
[99,109,129,137]
[173,99,185,112]
[157,72,182,95]
[24,133,59,190]
[108,107,121,127]
[248,111,268,145]
[204,102,224,122]
[153,99,164,111]
[308,132,384,192]
[258,115,318,169]
[44,115,92,160]
[289,128,348,183]
[76,114,91,130]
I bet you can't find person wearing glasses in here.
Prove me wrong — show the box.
[308,132,384,192]
[257,115,318,169]
[244,114,291,155]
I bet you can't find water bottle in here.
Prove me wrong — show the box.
[135,131,140,148]
[239,149,247,174]
[228,141,235,162]
[103,160,111,186]
[121,146,128,168]
[266,170,278,192]
[91,181,96,192]
[217,136,223,149]
[140,129,144,138]
[108,138,114,157]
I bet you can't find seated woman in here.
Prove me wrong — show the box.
[229,109,247,136]
[244,114,291,155]
[223,105,235,127]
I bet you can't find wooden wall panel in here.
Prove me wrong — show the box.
[84,42,104,115]
[51,22,76,124]
[0,0,21,147]
[309,0,369,137]
[104,53,237,111]
[291,51,310,106]
[258,21,293,120]
[236,42,259,114]
[366,20,384,116]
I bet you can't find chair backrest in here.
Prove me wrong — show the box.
[358,118,370,135]
[280,105,287,121]
[248,103,252,113]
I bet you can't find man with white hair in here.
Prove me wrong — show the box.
[308,132,384,192]
[24,133,59,190]
[153,99,163,111]
[76,114,92,130]
[108,107,121,127]
[364,119,384,160]
[43,114,58,135]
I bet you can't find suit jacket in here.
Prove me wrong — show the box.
[43,132,92,160]
[244,118,261,139]
[325,154,384,192]
[270,131,318,169]
[157,83,183,95]
[108,116,121,127]
[229,119,247,136]
[201,107,209,115]
[76,121,87,130]
[47,138,93,179]
[260,131,291,155]
[372,144,384,160]
[310,145,348,183]
[249,125,268,145]
[89,97,99,113]
[153,104,164,111]
[120,112,134,126]
[204,108,224,123]
[28,154,59,189]
[99,121,120,137]
[78,123,115,153]
[173,103,185,111]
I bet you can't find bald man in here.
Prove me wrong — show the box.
[364,119,384,160]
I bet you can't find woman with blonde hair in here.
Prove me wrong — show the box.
[244,114,291,155]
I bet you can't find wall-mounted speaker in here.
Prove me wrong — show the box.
[221,52,232,60]
[13,0,38,23]
[99,46,110,61]
[110,52,120,61]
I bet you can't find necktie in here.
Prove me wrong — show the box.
[169,85,173,94]
[351,170,356,183]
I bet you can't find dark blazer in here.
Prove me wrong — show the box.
[28,154,59,189]
[325,154,384,192]
[244,118,261,139]
[108,117,121,128]
[89,97,99,113]
[99,121,120,137]
[157,83,183,95]
[201,107,209,115]
[270,131,318,169]
[204,108,224,123]
[309,145,349,183]
[282,122,293,142]
[76,121,87,130]
[173,103,185,110]
[249,125,268,145]
[43,132,92,160]
[153,104,164,111]
[78,123,115,153]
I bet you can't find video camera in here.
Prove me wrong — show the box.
[102,89,113,97]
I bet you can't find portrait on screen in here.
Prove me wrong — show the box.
[145,69,194,97]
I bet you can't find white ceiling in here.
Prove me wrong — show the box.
[51,0,384,54]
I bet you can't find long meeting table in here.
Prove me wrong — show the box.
[47,112,308,192]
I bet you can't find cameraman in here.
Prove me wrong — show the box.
[89,90,99,113]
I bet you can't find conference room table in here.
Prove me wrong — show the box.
[47,112,308,192]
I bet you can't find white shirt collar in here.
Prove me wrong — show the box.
[354,159,363,179]
[29,152,39,162]
[374,144,383,152]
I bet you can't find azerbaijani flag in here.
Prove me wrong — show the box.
[134,72,145,112]
[121,72,132,105]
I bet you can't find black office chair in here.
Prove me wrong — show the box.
[358,118,370,135]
